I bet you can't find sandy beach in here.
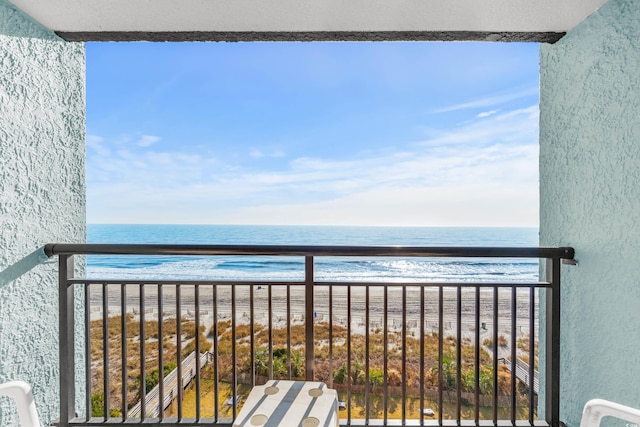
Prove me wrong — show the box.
[88,284,539,351]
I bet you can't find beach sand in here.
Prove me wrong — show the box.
[88,284,539,354]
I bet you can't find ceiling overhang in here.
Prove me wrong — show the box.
[10,0,608,42]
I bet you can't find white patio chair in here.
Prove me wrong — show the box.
[0,381,42,427]
[581,399,640,427]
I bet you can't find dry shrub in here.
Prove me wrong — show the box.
[498,335,508,347]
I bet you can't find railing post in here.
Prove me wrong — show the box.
[545,257,561,427]
[305,256,315,381]
[58,255,75,426]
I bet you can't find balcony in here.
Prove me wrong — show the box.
[45,243,574,427]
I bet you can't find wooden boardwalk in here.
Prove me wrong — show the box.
[501,357,539,395]
[128,351,211,418]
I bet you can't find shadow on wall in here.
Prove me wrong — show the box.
[0,247,50,288]
[0,0,62,40]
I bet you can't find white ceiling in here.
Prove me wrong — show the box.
[10,0,608,41]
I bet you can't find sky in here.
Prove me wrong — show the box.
[86,42,540,227]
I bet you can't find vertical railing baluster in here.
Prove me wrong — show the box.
[58,255,76,427]
[365,285,370,423]
[438,286,444,425]
[328,285,333,387]
[120,284,127,420]
[213,285,219,422]
[474,286,481,424]
[176,284,183,420]
[347,286,352,424]
[529,285,535,424]
[402,285,407,424]
[546,258,561,427]
[140,284,146,421]
[511,286,518,425]
[383,285,388,425]
[158,284,164,421]
[102,282,109,421]
[287,284,292,379]
[456,286,462,425]
[268,283,273,379]
[231,284,237,420]
[250,283,255,386]
[420,286,425,427]
[305,256,315,381]
[493,286,499,423]
[84,283,91,423]
[195,285,201,421]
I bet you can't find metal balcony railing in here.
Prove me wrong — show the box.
[44,243,574,427]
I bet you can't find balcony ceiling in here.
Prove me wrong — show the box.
[10,0,607,42]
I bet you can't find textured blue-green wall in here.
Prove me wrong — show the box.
[540,0,640,426]
[0,1,85,425]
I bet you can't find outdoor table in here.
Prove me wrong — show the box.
[232,380,339,427]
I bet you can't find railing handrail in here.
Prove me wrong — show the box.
[44,243,575,260]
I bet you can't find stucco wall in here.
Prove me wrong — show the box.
[0,0,85,425]
[540,0,640,426]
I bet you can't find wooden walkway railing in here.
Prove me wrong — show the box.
[502,357,539,395]
[127,351,211,418]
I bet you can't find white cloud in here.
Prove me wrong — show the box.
[221,184,538,227]
[250,149,286,158]
[420,105,539,148]
[87,134,103,144]
[88,176,538,227]
[87,104,539,227]
[431,87,538,114]
[86,134,110,157]
[477,110,498,118]
[137,135,161,147]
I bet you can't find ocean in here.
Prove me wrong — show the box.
[86,225,539,283]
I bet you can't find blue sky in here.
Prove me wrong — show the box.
[87,42,540,227]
